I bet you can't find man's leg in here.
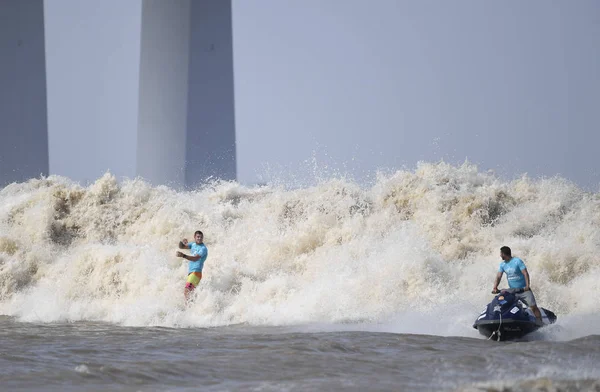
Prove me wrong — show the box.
[518,290,543,325]
[530,305,543,325]
[184,282,194,302]
[184,272,201,302]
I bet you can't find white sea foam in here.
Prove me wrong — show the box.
[0,162,598,338]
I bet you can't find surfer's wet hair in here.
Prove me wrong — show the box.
[194,230,203,237]
[500,246,511,257]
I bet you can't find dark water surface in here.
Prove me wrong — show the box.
[1,317,598,391]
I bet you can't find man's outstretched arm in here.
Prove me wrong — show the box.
[492,272,502,293]
[522,268,531,290]
[175,251,200,261]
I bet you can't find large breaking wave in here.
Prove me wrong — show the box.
[1,162,598,339]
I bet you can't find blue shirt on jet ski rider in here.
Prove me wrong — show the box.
[492,246,543,325]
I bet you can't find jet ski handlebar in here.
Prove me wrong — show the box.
[491,288,525,295]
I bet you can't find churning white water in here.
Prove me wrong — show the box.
[1,162,599,340]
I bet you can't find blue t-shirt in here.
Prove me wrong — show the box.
[498,257,527,289]
[187,242,208,273]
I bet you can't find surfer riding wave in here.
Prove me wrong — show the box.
[176,231,208,302]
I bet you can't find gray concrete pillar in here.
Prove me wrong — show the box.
[186,0,237,187]
[1,0,236,188]
[137,0,191,188]
[0,0,48,187]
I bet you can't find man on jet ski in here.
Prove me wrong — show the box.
[492,246,543,326]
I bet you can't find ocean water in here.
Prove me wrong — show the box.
[1,162,599,391]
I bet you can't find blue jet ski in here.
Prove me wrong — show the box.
[473,288,557,341]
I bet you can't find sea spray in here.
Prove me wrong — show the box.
[0,162,598,339]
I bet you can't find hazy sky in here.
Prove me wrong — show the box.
[44,0,141,182]
[232,1,600,188]
[43,1,600,189]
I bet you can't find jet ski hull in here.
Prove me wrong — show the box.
[473,289,557,341]
[474,318,544,341]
